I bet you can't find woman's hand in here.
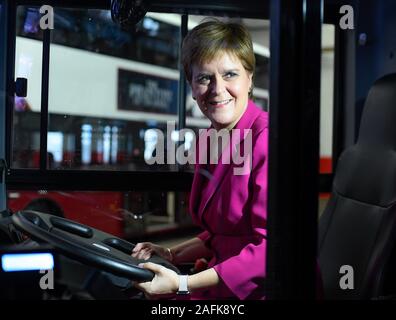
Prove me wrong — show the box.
[131,242,172,261]
[134,262,179,299]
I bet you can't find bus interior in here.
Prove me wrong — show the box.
[1,0,396,301]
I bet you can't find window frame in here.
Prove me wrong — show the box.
[5,0,269,191]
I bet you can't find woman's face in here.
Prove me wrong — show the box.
[190,52,253,130]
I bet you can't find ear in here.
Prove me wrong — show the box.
[247,72,253,95]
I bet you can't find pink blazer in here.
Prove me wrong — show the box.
[189,100,268,300]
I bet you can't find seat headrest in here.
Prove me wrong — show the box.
[334,73,396,207]
[358,73,396,149]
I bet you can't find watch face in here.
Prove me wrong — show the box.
[178,274,189,294]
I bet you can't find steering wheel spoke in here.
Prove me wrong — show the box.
[11,210,179,282]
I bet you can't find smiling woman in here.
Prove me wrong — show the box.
[133,19,268,300]
[183,20,255,130]
[190,52,253,130]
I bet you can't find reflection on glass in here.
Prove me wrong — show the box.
[12,6,43,168]
[47,132,63,163]
[111,126,119,164]
[103,126,111,164]
[144,129,159,162]
[23,8,41,35]
[44,8,180,170]
[12,6,183,171]
[81,124,92,165]
[12,7,270,172]
[7,190,195,240]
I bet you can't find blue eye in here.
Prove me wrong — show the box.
[224,72,237,78]
[197,75,210,84]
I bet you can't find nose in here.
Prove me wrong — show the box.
[209,76,226,95]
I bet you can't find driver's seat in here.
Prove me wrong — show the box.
[318,73,396,299]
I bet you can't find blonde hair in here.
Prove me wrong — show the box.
[181,19,255,86]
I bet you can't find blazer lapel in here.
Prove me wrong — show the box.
[189,161,204,218]
[198,147,233,219]
[197,100,261,219]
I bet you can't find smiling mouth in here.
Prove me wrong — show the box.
[208,99,233,107]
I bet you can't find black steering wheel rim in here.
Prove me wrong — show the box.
[11,210,179,282]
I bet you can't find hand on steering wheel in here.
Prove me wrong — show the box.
[131,242,172,261]
[134,262,179,299]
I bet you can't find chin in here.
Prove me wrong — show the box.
[211,119,233,130]
[210,113,233,124]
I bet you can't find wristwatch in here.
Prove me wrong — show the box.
[176,275,190,295]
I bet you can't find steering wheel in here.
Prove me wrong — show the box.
[11,210,179,282]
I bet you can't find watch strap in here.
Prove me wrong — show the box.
[177,275,190,295]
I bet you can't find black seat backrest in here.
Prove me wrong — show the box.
[318,73,396,299]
